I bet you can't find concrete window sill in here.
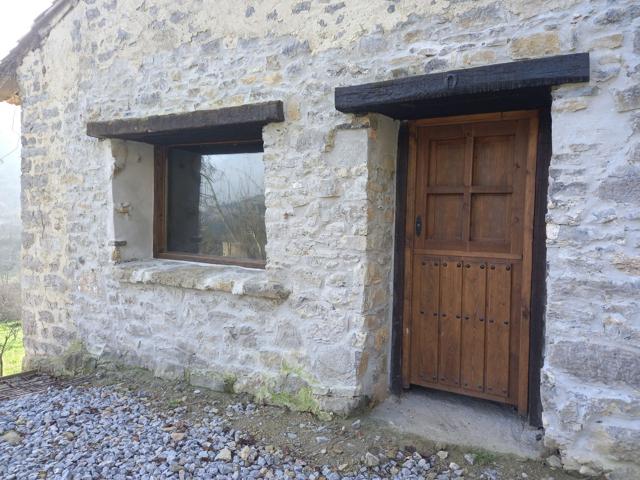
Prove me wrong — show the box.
[113,259,290,301]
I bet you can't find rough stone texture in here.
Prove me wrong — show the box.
[540,1,640,474]
[114,260,291,300]
[13,0,640,477]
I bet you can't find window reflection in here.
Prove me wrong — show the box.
[167,145,266,262]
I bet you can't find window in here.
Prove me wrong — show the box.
[154,141,266,268]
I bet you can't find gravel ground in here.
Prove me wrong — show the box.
[0,386,467,479]
[0,378,590,480]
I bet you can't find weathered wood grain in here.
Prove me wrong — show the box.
[335,53,589,116]
[87,101,284,143]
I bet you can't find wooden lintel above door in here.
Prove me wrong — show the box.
[334,53,589,118]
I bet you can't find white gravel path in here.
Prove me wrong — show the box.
[0,386,445,480]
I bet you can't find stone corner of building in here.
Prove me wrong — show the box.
[24,340,98,377]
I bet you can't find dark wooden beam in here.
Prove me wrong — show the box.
[528,103,552,428]
[87,101,284,143]
[390,121,409,395]
[335,53,589,117]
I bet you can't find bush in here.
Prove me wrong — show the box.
[0,273,20,323]
[0,273,22,376]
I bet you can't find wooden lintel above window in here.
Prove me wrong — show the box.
[335,53,590,118]
[86,101,284,145]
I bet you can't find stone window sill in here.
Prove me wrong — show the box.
[113,259,290,301]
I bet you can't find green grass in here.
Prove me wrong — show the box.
[0,321,24,376]
[472,449,497,465]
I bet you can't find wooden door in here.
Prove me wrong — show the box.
[402,111,538,414]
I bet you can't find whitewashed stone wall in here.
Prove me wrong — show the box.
[15,0,640,476]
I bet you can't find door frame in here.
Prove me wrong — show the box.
[390,106,551,424]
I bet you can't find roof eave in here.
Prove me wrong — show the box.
[0,0,79,105]
[0,74,19,105]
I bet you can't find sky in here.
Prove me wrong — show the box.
[0,1,53,219]
[0,1,53,60]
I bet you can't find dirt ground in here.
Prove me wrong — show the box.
[84,366,598,480]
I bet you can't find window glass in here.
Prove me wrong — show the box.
[166,145,266,262]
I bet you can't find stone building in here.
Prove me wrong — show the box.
[0,0,638,477]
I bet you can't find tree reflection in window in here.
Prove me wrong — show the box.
[166,144,266,262]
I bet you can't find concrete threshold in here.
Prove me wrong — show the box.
[370,387,546,459]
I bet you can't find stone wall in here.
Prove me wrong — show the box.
[14,0,640,476]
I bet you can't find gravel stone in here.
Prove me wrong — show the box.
[364,451,380,467]
[546,454,563,468]
[437,450,449,460]
[0,430,22,445]
[215,447,232,462]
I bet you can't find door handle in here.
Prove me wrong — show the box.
[415,215,422,237]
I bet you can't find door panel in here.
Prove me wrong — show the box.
[438,260,462,387]
[429,139,466,186]
[461,260,486,393]
[472,135,514,187]
[485,263,512,397]
[426,194,464,241]
[404,111,538,413]
[469,193,511,244]
[410,257,440,385]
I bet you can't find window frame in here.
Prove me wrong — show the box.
[153,141,267,269]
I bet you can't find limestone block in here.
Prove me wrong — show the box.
[274,322,303,349]
[189,371,227,391]
[600,423,640,463]
[510,32,561,59]
[594,5,640,25]
[313,345,355,382]
[553,98,588,113]
[589,34,624,50]
[597,166,640,205]
[612,254,640,276]
[462,49,497,66]
[614,85,640,112]
[548,341,640,389]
